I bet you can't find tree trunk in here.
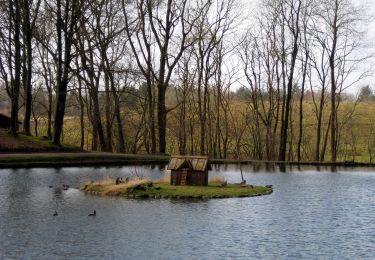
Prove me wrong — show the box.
[77,74,85,149]
[104,72,113,152]
[22,0,33,135]
[315,90,325,161]
[52,0,79,145]
[157,83,167,154]
[321,115,331,162]
[147,79,156,154]
[278,3,301,161]
[297,49,308,161]
[10,0,22,136]
[329,2,339,162]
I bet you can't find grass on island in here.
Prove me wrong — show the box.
[81,176,273,199]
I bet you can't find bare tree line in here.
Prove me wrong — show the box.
[0,0,371,162]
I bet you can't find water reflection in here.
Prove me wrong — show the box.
[224,163,356,174]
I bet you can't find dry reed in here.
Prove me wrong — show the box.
[209,176,226,185]
[83,177,153,196]
[156,174,171,184]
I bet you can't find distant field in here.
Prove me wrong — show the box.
[3,100,375,163]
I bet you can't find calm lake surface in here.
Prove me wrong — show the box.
[0,164,374,259]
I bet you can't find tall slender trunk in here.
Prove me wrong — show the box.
[190,117,194,155]
[297,53,308,161]
[157,82,167,154]
[321,115,331,161]
[91,90,107,151]
[10,0,22,136]
[77,74,85,149]
[329,1,338,162]
[315,90,325,161]
[279,3,301,161]
[105,57,125,153]
[114,94,125,153]
[104,72,113,152]
[22,0,33,135]
[279,44,299,161]
[53,0,79,145]
[147,78,156,154]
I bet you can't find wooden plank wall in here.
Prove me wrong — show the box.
[171,170,208,186]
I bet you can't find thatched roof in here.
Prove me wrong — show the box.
[167,155,212,172]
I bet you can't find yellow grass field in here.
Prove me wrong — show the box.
[21,100,375,163]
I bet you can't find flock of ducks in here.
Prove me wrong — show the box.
[51,181,273,217]
[53,210,96,217]
[51,184,96,217]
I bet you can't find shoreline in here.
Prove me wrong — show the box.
[0,152,374,169]
[82,180,274,199]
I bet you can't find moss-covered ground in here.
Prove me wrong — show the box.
[0,128,80,152]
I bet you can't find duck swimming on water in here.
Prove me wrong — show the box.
[88,210,96,216]
[53,211,58,216]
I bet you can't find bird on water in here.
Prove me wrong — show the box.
[88,210,96,216]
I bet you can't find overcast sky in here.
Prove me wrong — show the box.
[348,0,375,94]
[237,0,375,95]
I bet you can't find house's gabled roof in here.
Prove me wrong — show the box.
[0,114,22,125]
[0,113,11,121]
[167,155,211,171]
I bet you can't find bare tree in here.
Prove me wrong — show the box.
[123,0,196,154]
[51,0,82,145]
[315,0,367,162]
[278,0,302,162]
[21,0,41,135]
[3,0,23,135]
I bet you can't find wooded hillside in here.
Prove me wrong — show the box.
[0,0,373,162]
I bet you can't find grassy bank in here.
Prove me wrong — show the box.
[82,178,273,199]
[0,128,80,153]
[0,152,170,169]
[1,152,375,169]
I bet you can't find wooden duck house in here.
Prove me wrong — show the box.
[168,156,212,186]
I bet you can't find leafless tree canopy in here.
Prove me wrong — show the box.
[0,0,372,161]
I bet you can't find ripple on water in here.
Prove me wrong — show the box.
[0,165,374,259]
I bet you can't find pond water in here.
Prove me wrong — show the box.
[0,164,374,259]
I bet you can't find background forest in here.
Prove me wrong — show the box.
[1,0,374,162]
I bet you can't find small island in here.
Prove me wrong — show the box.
[81,178,273,199]
[82,156,273,199]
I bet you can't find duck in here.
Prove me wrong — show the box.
[53,211,58,216]
[88,210,96,216]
